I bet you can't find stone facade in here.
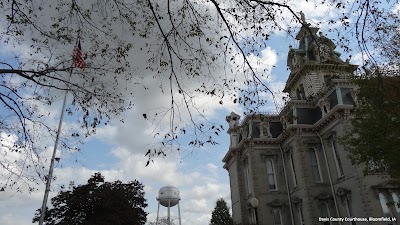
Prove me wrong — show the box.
[223,18,400,225]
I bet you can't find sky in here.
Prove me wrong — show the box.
[0,1,398,225]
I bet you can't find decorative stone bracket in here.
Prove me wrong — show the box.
[318,98,331,116]
[291,196,302,205]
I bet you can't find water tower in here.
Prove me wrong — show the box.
[156,185,181,225]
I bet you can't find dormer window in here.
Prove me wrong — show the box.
[291,54,298,68]
[318,99,331,116]
[296,84,306,100]
[280,116,288,130]
[259,121,272,138]
[296,89,300,99]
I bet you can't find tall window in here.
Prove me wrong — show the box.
[379,193,394,225]
[298,206,305,225]
[266,159,277,190]
[289,154,298,187]
[392,192,400,216]
[319,203,331,225]
[332,140,344,177]
[344,198,356,225]
[296,84,305,100]
[272,209,283,225]
[309,148,322,182]
[244,159,251,196]
[248,208,256,224]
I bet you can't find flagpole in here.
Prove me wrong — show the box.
[38,67,73,225]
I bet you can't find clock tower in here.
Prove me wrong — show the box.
[285,13,357,100]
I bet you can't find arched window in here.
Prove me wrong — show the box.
[379,193,391,218]
[332,140,344,177]
[289,154,297,187]
[253,126,260,138]
[319,203,331,225]
[344,197,356,225]
[299,84,306,99]
[298,206,305,225]
[266,159,277,190]
[296,88,301,100]
[243,159,251,196]
[248,208,256,225]
[272,209,283,225]
[392,192,400,215]
[309,148,322,182]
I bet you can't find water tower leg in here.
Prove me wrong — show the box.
[178,202,182,225]
[156,202,160,225]
[168,199,171,225]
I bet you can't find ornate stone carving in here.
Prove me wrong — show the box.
[240,128,248,140]
[343,109,351,120]
[318,98,331,116]
[319,32,326,40]
[336,187,351,197]
[226,111,240,128]
[248,121,253,138]
[268,199,285,207]
[259,121,272,138]
[315,192,333,201]
[291,196,302,204]
[300,11,306,24]
[280,116,289,130]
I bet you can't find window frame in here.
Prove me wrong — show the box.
[289,153,298,187]
[392,192,400,215]
[319,203,332,225]
[378,193,394,225]
[344,198,356,225]
[266,158,278,191]
[331,140,344,178]
[309,148,323,182]
[243,158,252,196]
[248,208,257,225]
[298,206,305,225]
[272,208,283,225]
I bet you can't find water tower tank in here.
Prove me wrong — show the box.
[157,185,180,207]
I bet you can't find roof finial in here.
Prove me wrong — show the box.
[300,11,306,24]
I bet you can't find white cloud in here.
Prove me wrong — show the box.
[0,213,31,225]
[350,51,373,66]
[185,198,209,213]
[392,2,400,14]
[247,47,278,82]
[206,163,218,177]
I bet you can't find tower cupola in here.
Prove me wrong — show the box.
[284,12,357,100]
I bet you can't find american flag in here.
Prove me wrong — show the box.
[73,39,85,71]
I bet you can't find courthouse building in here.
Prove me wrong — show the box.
[222,17,400,225]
